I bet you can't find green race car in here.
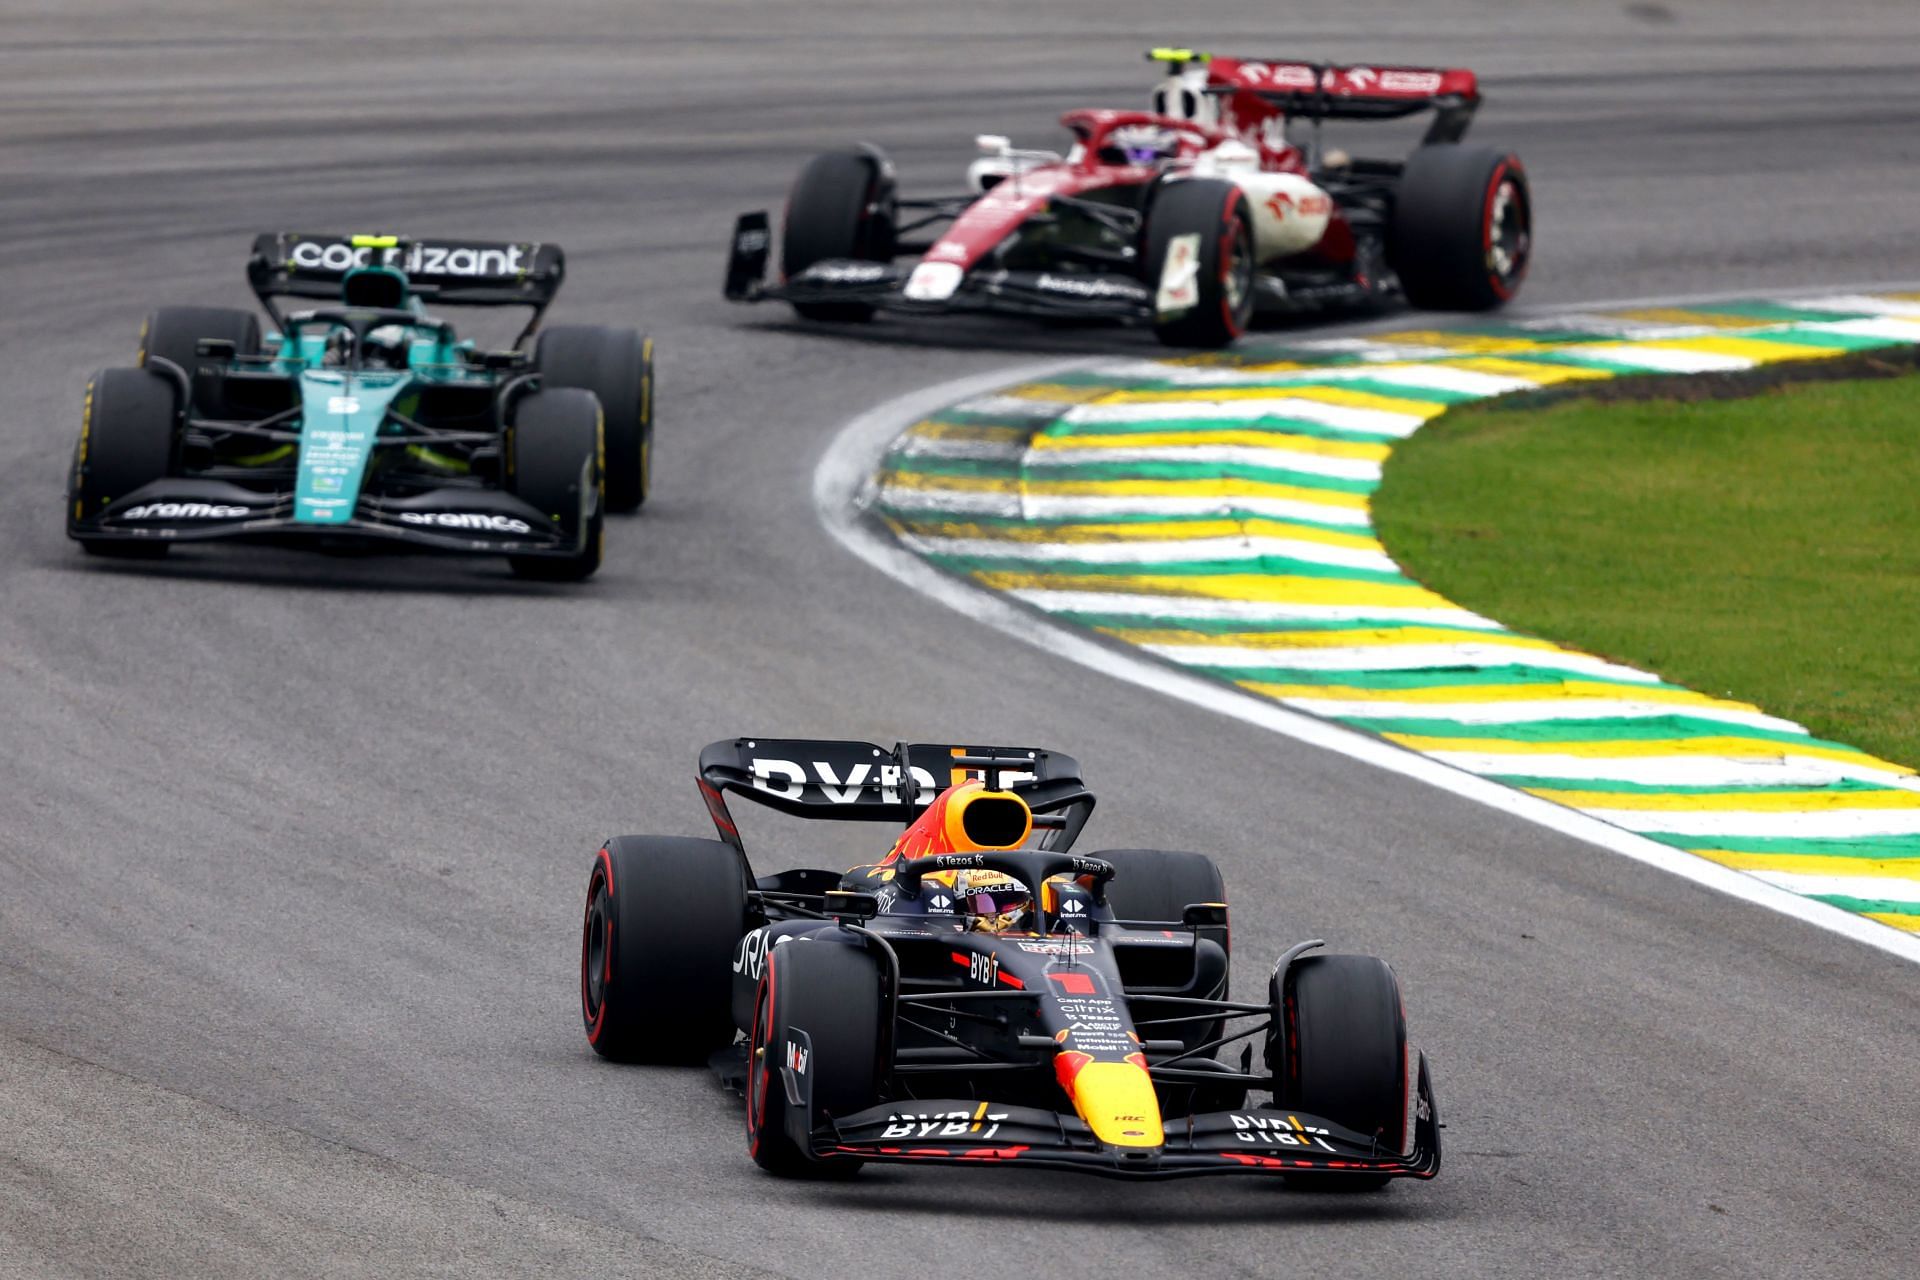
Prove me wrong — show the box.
[67,232,654,580]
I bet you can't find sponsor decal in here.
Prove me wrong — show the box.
[1155,232,1202,317]
[735,226,769,253]
[749,757,940,806]
[732,927,787,980]
[1229,1113,1337,1151]
[288,239,526,278]
[1015,939,1092,955]
[119,502,248,520]
[957,950,1000,986]
[928,891,955,913]
[801,261,888,284]
[903,261,964,302]
[1379,70,1443,94]
[1032,274,1145,301]
[880,1108,1008,1141]
[1416,1094,1432,1123]
[1234,61,1317,89]
[1264,189,1333,222]
[325,395,360,414]
[397,511,532,534]
[1058,898,1086,916]
[784,1040,809,1076]
[924,241,969,263]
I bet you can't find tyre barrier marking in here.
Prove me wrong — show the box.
[871,294,1920,938]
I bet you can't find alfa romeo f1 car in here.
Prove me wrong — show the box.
[67,233,657,580]
[726,49,1530,349]
[580,738,1441,1184]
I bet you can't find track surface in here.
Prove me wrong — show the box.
[3,3,1917,1276]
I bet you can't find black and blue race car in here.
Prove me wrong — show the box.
[580,737,1442,1185]
[67,232,654,580]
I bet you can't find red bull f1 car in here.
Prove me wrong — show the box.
[67,233,656,580]
[579,738,1441,1184]
[725,48,1530,349]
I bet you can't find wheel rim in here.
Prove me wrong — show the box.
[581,867,612,1035]
[1483,174,1531,295]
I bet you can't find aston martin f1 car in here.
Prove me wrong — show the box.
[725,49,1530,349]
[68,233,657,579]
[580,738,1441,1184]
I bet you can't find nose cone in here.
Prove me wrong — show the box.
[1058,1056,1164,1149]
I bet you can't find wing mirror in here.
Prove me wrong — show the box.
[1181,902,1228,929]
[825,890,880,922]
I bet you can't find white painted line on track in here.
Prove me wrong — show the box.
[813,342,1920,968]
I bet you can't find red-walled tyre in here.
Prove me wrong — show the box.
[1143,177,1255,350]
[1389,145,1531,310]
[746,937,883,1178]
[580,835,747,1062]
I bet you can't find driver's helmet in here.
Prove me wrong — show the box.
[1101,124,1181,167]
[954,869,1032,934]
[321,327,356,367]
[361,324,411,370]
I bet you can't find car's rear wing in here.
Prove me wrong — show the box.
[247,232,565,308]
[696,737,1096,856]
[1148,49,1480,144]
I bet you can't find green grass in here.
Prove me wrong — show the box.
[1372,372,1920,768]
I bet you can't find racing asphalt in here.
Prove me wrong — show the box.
[2,3,1918,1276]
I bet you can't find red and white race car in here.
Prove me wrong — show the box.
[725,49,1531,349]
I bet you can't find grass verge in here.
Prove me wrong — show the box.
[1373,369,1920,767]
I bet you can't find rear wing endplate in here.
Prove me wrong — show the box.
[696,737,1096,857]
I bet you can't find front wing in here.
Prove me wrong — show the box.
[71,479,587,559]
[807,1054,1442,1182]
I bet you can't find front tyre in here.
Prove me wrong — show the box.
[1388,145,1531,311]
[1143,178,1255,349]
[746,937,884,1178]
[581,835,749,1062]
[1268,953,1409,1191]
[507,387,603,582]
[532,325,652,514]
[781,149,897,323]
[68,367,181,559]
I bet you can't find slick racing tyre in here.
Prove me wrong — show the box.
[1143,177,1255,350]
[1267,953,1408,1191]
[1388,145,1531,311]
[137,305,262,378]
[1093,848,1229,958]
[746,937,884,1178]
[68,367,181,559]
[581,835,750,1062]
[1093,848,1230,1054]
[507,387,604,582]
[533,324,653,514]
[781,149,897,323]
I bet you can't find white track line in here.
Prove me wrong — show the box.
[813,341,1920,968]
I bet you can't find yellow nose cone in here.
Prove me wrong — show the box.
[1070,1061,1164,1148]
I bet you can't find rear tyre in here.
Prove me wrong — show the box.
[580,835,749,1063]
[1142,178,1255,349]
[507,387,603,582]
[1093,848,1229,1055]
[781,149,896,323]
[1388,145,1531,311]
[68,367,181,559]
[533,325,652,514]
[746,937,884,1178]
[138,305,261,376]
[1268,953,1408,1191]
